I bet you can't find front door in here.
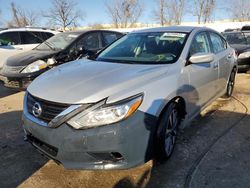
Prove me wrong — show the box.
[185,32,219,118]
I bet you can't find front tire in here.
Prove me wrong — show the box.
[156,102,181,162]
[223,68,236,98]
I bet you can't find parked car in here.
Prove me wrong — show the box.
[1,30,124,89]
[0,27,58,69]
[223,30,250,72]
[23,26,237,170]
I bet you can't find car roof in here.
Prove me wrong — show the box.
[223,31,250,34]
[0,27,59,34]
[131,26,202,34]
[63,29,123,35]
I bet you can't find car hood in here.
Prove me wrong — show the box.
[230,44,250,53]
[28,59,170,104]
[6,50,58,66]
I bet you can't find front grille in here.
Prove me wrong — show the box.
[27,93,70,123]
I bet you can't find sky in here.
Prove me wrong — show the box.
[0,0,230,27]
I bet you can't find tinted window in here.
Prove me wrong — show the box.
[81,32,100,50]
[97,32,187,64]
[42,32,54,40]
[39,32,54,41]
[210,32,226,53]
[102,32,119,46]
[0,32,21,45]
[20,32,43,44]
[190,32,211,56]
[223,32,247,45]
[243,32,250,44]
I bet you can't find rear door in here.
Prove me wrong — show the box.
[208,32,231,93]
[185,32,219,116]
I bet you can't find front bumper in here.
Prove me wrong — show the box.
[2,77,33,90]
[22,110,157,170]
[0,70,45,90]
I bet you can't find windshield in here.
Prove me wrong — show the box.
[223,32,249,45]
[96,32,187,64]
[35,32,80,51]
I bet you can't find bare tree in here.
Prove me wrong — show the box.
[193,0,216,24]
[43,0,84,30]
[88,23,106,29]
[153,0,186,26]
[227,0,250,21]
[106,0,143,28]
[153,0,167,26]
[170,0,185,25]
[7,2,39,27]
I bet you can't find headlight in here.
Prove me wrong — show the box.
[67,94,143,129]
[238,51,250,59]
[21,60,48,73]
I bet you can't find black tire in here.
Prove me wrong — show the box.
[156,102,181,162]
[223,68,236,98]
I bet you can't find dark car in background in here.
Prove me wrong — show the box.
[0,30,124,89]
[223,30,250,72]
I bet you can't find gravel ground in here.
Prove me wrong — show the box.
[0,74,249,188]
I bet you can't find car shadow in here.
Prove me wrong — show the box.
[110,110,250,188]
[0,111,48,188]
[0,81,19,98]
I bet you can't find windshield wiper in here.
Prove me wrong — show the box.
[29,31,56,51]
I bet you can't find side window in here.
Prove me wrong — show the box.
[190,32,211,56]
[209,32,227,53]
[102,32,119,46]
[20,32,43,44]
[42,32,54,40]
[0,32,21,45]
[78,32,101,51]
[243,32,250,44]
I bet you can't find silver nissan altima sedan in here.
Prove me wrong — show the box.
[22,26,237,170]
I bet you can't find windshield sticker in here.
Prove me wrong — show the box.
[161,33,186,37]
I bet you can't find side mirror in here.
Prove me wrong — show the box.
[47,58,56,65]
[75,46,89,56]
[189,53,215,64]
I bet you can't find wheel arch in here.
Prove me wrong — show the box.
[158,96,187,122]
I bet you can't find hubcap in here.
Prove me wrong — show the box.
[165,109,178,156]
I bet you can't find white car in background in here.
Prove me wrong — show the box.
[0,27,59,69]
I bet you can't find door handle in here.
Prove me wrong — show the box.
[213,62,219,69]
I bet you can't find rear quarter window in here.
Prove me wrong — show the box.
[42,32,54,40]
[102,32,121,46]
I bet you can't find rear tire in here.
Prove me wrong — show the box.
[156,102,181,162]
[223,68,236,98]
